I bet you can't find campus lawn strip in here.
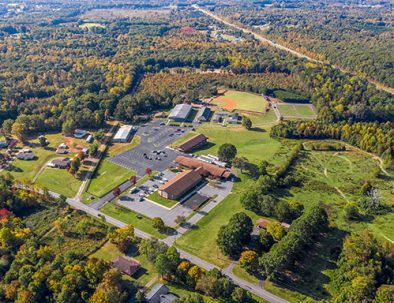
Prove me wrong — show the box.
[35,168,82,198]
[263,280,313,303]
[147,191,178,208]
[86,159,135,197]
[192,124,282,165]
[100,202,166,239]
[175,173,260,268]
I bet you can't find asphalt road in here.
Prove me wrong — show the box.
[42,189,289,303]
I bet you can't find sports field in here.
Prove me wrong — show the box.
[277,103,317,118]
[86,159,135,198]
[212,90,268,113]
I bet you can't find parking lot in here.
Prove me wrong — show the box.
[109,120,193,176]
[117,170,233,227]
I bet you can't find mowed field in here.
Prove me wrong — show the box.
[277,103,317,118]
[85,160,135,198]
[35,168,82,198]
[212,90,268,113]
[191,124,282,165]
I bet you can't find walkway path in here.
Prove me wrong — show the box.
[192,5,394,95]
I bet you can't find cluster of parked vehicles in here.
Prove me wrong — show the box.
[128,172,169,202]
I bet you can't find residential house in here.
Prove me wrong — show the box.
[146,283,178,303]
[112,256,140,277]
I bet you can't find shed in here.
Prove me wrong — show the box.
[86,135,93,143]
[74,129,87,138]
[195,107,211,122]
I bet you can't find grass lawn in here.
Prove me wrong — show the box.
[232,263,260,284]
[2,133,66,181]
[90,241,158,287]
[192,124,282,165]
[263,281,314,303]
[90,241,122,262]
[100,202,166,239]
[246,111,278,125]
[277,104,298,116]
[295,105,316,116]
[107,135,141,157]
[213,90,268,113]
[278,104,316,118]
[86,160,135,197]
[35,168,82,197]
[175,173,261,268]
[147,191,178,208]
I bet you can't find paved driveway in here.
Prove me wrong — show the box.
[109,120,193,176]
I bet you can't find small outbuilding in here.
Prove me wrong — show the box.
[227,112,239,124]
[86,135,93,143]
[112,256,140,277]
[74,129,87,138]
[195,107,211,122]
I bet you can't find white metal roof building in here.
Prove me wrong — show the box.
[113,125,134,143]
[168,104,192,121]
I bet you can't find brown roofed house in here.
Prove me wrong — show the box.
[158,169,202,200]
[256,218,270,229]
[177,134,208,153]
[175,156,232,179]
[112,256,140,277]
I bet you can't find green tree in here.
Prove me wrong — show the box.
[155,254,173,279]
[239,250,258,272]
[69,157,81,176]
[152,217,165,231]
[89,269,129,303]
[242,116,252,130]
[233,156,248,172]
[218,143,237,163]
[2,119,14,137]
[266,222,286,241]
[259,229,274,251]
